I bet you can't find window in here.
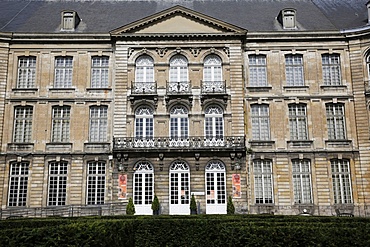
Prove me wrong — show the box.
[54,56,73,88]
[278,8,296,29]
[254,159,273,204]
[322,54,341,86]
[13,106,33,143]
[251,104,270,140]
[170,55,188,83]
[170,106,188,139]
[134,55,155,93]
[89,106,108,142]
[61,11,80,30]
[292,159,312,204]
[8,162,29,207]
[204,55,222,82]
[205,105,224,140]
[17,56,36,88]
[52,106,70,142]
[248,55,267,87]
[91,56,109,88]
[135,106,154,139]
[285,54,304,86]
[205,161,226,205]
[289,104,308,140]
[48,161,68,206]
[170,161,190,206]
[326,103,346,140]
[133,161,154,208]
[87,161,106,205]
[331,159,352,204]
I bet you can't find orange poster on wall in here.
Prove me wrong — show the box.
[118,174,127,199]
[232,174,241,198]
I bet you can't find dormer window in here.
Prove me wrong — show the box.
[61,10,80,31]
[278,8,297,29]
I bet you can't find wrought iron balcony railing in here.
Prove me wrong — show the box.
[113,136,245,150]
[167,81,192,94]
[201,80,226,94]
[131,81,157,94]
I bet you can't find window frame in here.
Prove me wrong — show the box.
[292,159,313,204]
[288,104,308,140]
[89,106,108,142]
[135,106,154,140]
[204,105,224,140]
[331,159,352,204]
[170,105,189,139]
[13,106,33,143]
[17,56,36,89]
[8,162,29,207]
[253,159,274,204]
[86,161,106,205]
[47,161,68,206]
[91,56,109,88]
[54,56,73,88]
[248,54,267,87]
[285,54,304,86]
[322,54,342,86]
[51,106,71,143]
[326,103,346,140]
[251,104,270,141]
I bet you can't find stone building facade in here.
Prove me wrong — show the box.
[0,0,369,216]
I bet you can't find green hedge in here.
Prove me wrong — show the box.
[0,215,369,246]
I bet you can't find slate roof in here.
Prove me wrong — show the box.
[0,0,368,33]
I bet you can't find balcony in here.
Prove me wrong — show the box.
[131,81,157,95]
[113,136,245,151]
[201,80,226,94]
[167,81,191,95]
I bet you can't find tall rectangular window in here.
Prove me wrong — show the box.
[8,162,29,207]
[52,106,70,142]
[48,161,68,206]
[89,106,108,142]
[54,56,73,88]
[91,56,109,88]
[254,160,273,204]
[17,56,36,88]
[331,159,352,204]
[322,54,341,86]
[289,104,308,140]
[87,161,106,205]
[251,104,270,140]
[248,55,267,87]
[292,159,312,204]
[326,103,346,140]
[13,106,33,143]
[285,54,304,86]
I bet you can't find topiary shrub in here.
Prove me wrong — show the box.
[190,194,197,214]
[227,196,235,214]
[151,195,160,215]
[126,197,135,215]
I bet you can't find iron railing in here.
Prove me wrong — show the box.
[166,81,192,94]
[201,80,226,94]
[113,136,245,150]
[0,203,127,219]
[131,81,157,94]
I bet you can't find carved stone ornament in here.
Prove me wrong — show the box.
[128,48,134,58]
[190,47,201,57]
[223,47,230,57]
[156,47,168,57]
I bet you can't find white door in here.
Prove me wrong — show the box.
[169,161,190,215]
[133,162,153,215]
[205,161,226,214]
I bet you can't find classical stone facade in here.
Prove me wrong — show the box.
[0,0,370,216]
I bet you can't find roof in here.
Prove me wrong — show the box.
[0,0,368,33]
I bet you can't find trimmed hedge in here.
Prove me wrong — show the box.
[0,215,369,246]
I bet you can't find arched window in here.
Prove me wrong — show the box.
[203,55,222,82]
[205,105,224,140]
[134,55,155,93]
[170,55,188,83]
[133,161,154,215]
[169,160,190,214]
[135,106,154,140]
[170,106,189,139]
[205,160,226,214]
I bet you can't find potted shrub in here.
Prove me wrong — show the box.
[126,197,135,215]
[151,195,160,215]
[190,194,197,214]
[227,196,235,214]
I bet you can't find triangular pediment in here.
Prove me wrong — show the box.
[111,5,246,35]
